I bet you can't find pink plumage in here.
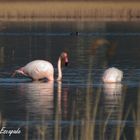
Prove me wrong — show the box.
[13,52,68,81]
[23,60,54,81]
[102,67,123,83]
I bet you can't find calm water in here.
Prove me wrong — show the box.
[0,21,140,140]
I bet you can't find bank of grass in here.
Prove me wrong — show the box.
[0,1,140,21]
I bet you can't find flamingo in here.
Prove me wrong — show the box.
[102,67,123,83]
[13,52,68,81]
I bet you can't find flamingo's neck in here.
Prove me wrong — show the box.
[57,57,62,81]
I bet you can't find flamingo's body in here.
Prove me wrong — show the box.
[13,52,68,81]
[102,67,123,83]
[21,60,54,80]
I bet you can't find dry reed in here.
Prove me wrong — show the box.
[0,2,140,21]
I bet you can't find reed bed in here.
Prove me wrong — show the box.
[0,2,140,21]
[0,85,138,140]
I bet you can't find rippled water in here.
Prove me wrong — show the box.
[0,21,140,140]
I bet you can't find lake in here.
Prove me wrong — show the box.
[0,21,140,140]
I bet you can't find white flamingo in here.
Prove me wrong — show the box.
[102,67,123,83]
[13,52,68,81]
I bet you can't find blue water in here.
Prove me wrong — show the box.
[0,21,139,140]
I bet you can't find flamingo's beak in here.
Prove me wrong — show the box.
[65,62,68,66]
[61,52,69,67]
[64,57,68,66]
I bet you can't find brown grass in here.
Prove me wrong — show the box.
[0,1,140,21]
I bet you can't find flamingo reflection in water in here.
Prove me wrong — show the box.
[18,80,69,140]
[22,81,54,115]
[103,83,124,139]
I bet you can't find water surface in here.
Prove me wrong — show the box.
[0,21,139,140]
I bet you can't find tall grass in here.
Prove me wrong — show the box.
[0,2,140,21]
[0,84,136,140]
[133,85,140,140]
[0,113,7,140]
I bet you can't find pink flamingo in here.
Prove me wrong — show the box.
[102,67,123,83]
[13,52,68,81]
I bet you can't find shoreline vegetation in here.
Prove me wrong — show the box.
[0,2,140,21]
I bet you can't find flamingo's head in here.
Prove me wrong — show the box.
[12,67,26,77]
[60,52,69,67]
